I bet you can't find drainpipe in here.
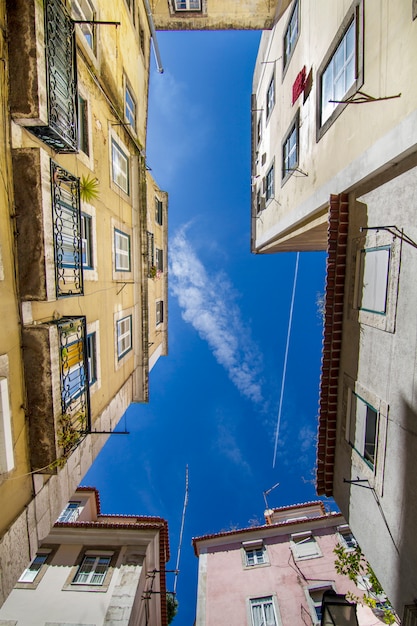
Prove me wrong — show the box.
[143,0,164,73]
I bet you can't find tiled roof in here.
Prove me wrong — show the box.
[76,485,101,513]
[316,193,349,497]
[192,511,343,556]
[270,500,326,514]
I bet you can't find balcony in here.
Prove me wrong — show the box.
[13,149,83,300]
[22,317,91,473]
[7,0,78,152]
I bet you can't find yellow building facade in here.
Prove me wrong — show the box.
[0,0,168,604]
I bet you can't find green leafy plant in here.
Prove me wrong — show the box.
[334,544,397,624]
[149,265,157,279]
[166,592,178,624]
[80,174,99,203]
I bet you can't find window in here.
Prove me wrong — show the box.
[78,95,89,155]
[350,393,378,469]
[291,532,321,559]
[282,112,299,181]
[111,139,130,194]
[245,547,266,567]
[117,316,132,359]
[147,231,155,276]
[58,501,83,523]
[337,525,357,550]
[250,597,277,626]
[0,377,14,474]
[174,0,201,10]
[61,338,86,409]
[18,554,48,584]
[72,0,96,52]
[86,332,97,385]
[81,213,93,269]
[73,555,111,585]
[356,246,390,315]
[265,164,274,202]
[308,587,333,625]
[51,162,83,297]
[156,301,164,326]
[155,198,163,225]
[156,248,163,273]
[283,0,299,70]
[266,75,275,119]
[114,229,131,272]
[257,117,262,145]
[318,1,364,135]
[125,84,136,129]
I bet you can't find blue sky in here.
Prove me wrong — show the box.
[84,31,328,625]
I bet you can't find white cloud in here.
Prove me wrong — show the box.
[216,422,251,474]
[170,226,264,404]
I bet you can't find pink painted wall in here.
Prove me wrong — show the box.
[200,522,377,625]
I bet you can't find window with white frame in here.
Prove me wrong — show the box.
[125,83,136,129]
[337,525,357,550]
[18,554,49,584]
[308,587,334,625]
[266,75,275,119]
[57,501,83,523]
[250,597,278,626]
[265,164,274,202]
[116,316,132,360]
[283,0,299,70]
[111,139,130,194]
[156,301,164,326]
[73,555,111,585]
[86,332,97,385]
[78,94,89,155]
[291,532,321,560]
[349,392,378,469]
[356,246,390,315]
[318,1,363,134]
[114,229,131,272]
[174,0,201,10]
[81,213,93,269]
[0,377,14,474]
[72,0,96,52]
[156,248,163,273]
[244,545,267,567]
[282,112,299,181]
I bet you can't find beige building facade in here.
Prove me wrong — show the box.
[0,0,168,605]
[249,0,417,621]
[251,0,417,253]
[0,487,170,626]
[151,0,292,31]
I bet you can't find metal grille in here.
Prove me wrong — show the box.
[147,231,154,276]
[51,161,83,297]
[58,317,91,452]
[31,0,78,152]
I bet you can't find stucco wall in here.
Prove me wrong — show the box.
[333,165,417,615]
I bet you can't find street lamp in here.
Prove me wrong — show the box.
[320,590,359,626]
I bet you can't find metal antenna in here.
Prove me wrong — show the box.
[263,482,280,510]
[173,465,189,595]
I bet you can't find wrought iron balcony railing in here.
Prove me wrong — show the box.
[51,161,84,297]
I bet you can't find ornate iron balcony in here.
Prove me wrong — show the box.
[58,317,91,456]
[30,0,78,152]
[51,161,84,297]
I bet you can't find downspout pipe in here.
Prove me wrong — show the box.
[143,0,164,73]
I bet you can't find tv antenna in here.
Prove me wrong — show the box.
[173,465,189,596]
[263,482,280,510]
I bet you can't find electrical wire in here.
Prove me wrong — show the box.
[173,465,189,596]
[272,252,299,469]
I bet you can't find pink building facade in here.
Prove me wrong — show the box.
[193,502,378,626]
